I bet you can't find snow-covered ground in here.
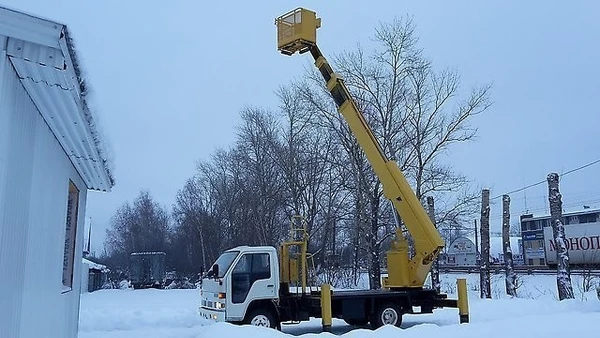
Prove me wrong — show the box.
[78,273,600,338]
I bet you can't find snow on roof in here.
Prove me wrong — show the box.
[130,251,166,256]
[227,246,278,253]
[521,207,600,221]
[0,5,114,191]
[83,258,108,271]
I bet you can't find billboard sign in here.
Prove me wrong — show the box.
[543,223,600,265]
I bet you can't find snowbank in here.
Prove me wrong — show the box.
[78,273,600,338]
[78,288,208,338]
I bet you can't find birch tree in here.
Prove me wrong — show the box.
[502,194,517,297]
[547,172,574,300]
[479,189,491,299]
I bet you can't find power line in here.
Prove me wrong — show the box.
[491,158,600,200]
[563,158,600,176]
[492,179,546,200]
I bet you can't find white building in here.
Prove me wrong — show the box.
[443,237,477,267]
[441,236,523,267]
[0,6,113,338]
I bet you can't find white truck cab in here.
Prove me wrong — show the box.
[199,246,281,327]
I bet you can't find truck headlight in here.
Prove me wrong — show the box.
[216,302,225,309]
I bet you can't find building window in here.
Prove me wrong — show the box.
[62,181,80,292]
[579,213,598,224]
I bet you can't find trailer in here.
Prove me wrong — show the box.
[543,223,600,267]
[129,251,166,289]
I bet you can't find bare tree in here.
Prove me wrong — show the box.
[275,86,347,267]
[547,172,574,300]
[510,221,522,236]
[479,189,491,299]
[502,194,517,297]
[171,177,223,275]
[235,107,289,246]
[104,190,170,270]
[576,249,600,300]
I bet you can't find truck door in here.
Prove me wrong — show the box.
[226,252,276,320]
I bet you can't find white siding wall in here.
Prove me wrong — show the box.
[81,262,90,294]
[0,42,87,338]
[0,37,7,274]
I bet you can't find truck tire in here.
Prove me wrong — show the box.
[371,303,402,329]
[244,308,278,329]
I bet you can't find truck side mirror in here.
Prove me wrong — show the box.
[212,264,219,278]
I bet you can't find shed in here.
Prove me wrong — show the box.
[0,5,113,338]
[82,257,109,293]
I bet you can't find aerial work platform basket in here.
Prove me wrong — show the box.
[275,7,321,55]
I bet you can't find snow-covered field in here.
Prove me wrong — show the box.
[78,273,600,338]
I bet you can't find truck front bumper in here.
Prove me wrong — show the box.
[198,307,226,322]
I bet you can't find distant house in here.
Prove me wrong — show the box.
[0,5,113,338]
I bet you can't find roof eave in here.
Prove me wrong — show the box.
[58,27,115,191]
[0,6,62,48]
[1,6,114,192]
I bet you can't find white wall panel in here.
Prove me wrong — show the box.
[0,48,87,338]
[0,37,7,267]
[0,47,34,338]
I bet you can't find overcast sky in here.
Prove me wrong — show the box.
[3,1,599,253]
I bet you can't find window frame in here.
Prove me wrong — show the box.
[62,180,80,293]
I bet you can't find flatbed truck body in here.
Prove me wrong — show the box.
[278,288,456,324]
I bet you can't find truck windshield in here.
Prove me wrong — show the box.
[211,251,238,278]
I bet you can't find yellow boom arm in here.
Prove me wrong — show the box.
[275,8,444,288]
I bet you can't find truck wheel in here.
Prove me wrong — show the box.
[372,303,402,329]
[245,308,278,329]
